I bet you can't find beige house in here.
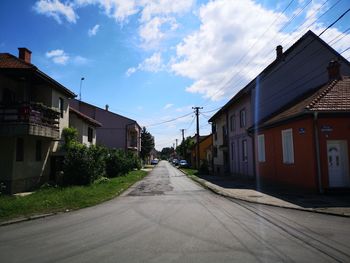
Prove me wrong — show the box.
[0,48,76,194]
[69,107,102,147]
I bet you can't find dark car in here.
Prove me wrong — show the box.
[179,160,189,168]
[151,159,159,165]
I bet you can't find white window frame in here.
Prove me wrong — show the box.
[257,134,265,162]
[240,109,246,128]
[242,139,248,162]
[281,129,294,164]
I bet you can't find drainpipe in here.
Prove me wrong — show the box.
[313,112,323,194]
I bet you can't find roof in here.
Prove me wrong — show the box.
[69,107,102,127]
[208,30,350,122]
[0,52,76,98]
[260,77,350,128]
[71,99,140,127]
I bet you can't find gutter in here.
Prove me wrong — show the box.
[313,112,323,194]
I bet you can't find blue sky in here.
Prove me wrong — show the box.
[1,0,349,150]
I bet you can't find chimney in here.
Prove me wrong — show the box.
[327,60,341,81]
[276,45,283,60]
[18,47,32,63]
[105,104,109,111]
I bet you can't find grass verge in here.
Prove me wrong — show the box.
[0,170,148,222]
[180,168,199,177]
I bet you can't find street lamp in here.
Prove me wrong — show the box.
[79,77,85,101]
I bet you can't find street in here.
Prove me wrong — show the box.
[1,161,350,262]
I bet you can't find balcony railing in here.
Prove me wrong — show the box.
[0,102,60,138]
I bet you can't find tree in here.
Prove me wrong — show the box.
[140,127,155,161]
[176,136,194,160]
[160,147,174,160]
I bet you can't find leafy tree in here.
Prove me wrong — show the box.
[160,147,174,160]
[176,136,195,160]
[140,127,155,161]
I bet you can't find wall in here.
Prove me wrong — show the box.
[227,94,254,178]
[10,136,51,193]
[317,116,350,189]
[256,117,318,191]
[212,114,226,174]
[51,88,69,152]
[251,33,350,124]
[69,113,97,147]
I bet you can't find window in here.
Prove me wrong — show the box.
[88,127,93,143]
[230,115,235,132]
[16,138,24,162]
[212,123,217,141]
[36,140,42,161]
[282,129,294,164]
[58,97,64,118]
[257,134,265,162]
[242,140,248,162]
[213,146,218,158]
[231,142,234,160]
[240,109,246,128]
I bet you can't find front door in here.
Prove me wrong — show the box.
[327,140,350,187]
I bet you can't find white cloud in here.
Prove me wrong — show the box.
[170,0,350,101]
[46,49,90,65]
[163,103,174,110]
[46,49,70,64]
[88,24,100,37]
[34,0,78,24]
[126,52,164,76]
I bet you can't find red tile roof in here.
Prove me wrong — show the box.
[0,53,35,69]
[69,107,102,127]
[0,52,76,98]
[262,77,350,127]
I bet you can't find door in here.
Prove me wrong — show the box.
[327,140,350,187]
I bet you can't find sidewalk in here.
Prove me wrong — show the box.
[184,172,350,217]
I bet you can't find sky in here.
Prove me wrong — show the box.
[1,0,350,150]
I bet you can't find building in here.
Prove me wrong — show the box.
[209,30,350,178]
[255,64,350,192]
[0,48,76,193]
[69,107,102,146]
[190,134,213,170]
[69,99,141,155]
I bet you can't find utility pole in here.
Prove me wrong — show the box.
[180,129,185,142]
[192,106,203,169]
[175,138,178,148]
[180,129,185,159]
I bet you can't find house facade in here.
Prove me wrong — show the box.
[69,99,141,155]
[209,30,350,179]
[0,48,75,194]
[69,107,102,146]
[190,134,213,169]
[255,71,350,192]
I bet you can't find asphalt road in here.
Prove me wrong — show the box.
[1,161,350,263]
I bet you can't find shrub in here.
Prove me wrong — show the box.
[62,143,104,186]
[199,159,209,174]
[62,127,78,149]
[105,150,141,177]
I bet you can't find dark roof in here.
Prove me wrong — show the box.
[260,77,350,128]
[71,99,141,128]
[69,107,102,127]
[208,30,350,122]
[0,52,76,98]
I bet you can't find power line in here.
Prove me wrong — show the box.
[318,8,350,37]
[145,112,193,127]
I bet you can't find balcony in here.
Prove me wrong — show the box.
[0,102,60,138]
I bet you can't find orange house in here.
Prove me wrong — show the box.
[191,135,213,169]
[255,71,350,192]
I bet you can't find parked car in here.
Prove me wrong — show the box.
[179,160,189,168]
[172,159,179,166]
[151,159,159,165]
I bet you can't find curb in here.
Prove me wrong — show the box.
[0,212,57,227]
[180,169,350,218]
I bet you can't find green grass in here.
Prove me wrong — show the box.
[180,168,199,177]
[0,170,148,222]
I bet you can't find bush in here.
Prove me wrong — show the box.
[63,143,104,186]
[105,150,141,178]
[199,159,209,174]
[62,127,78,149]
